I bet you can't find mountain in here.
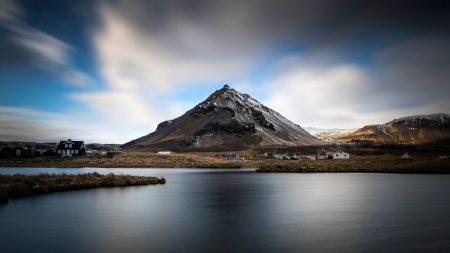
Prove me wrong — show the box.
[334,114,450,145]
[304,127,357,143]
[122,85,323,151]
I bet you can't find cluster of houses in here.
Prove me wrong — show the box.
[0,139,86,158]
[307,151,350,160]
[257,151,350,160]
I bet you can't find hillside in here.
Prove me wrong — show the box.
[335,114,450,145]
[122,85,323,151]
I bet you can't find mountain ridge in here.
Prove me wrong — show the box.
[334,113,450,145]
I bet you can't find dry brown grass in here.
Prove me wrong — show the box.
[0,172,165,204]
[255,155,450,173]
[1,152,449,174]
[0,152,244,168]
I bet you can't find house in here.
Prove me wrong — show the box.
[31,150,41,157]
[14,147,32,158]
[267,153,274,158]
[281,154,290,160]
[307,155,327,160]
[291,155,299,160]
[56,139,86,157]
[0,147,13,157]
[158,151,174,155]
[329,152,350,159]
[42,149,57,157]
[215,153,240,159]
[401,152,410,159]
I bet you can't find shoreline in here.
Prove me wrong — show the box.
[1,152,449,173]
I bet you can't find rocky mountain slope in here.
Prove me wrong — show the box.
[122,85,323,151]
[334,114,450,145]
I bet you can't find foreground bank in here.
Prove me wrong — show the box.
[0,172,166,204]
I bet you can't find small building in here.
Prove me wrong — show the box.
[215,153,239,159]
[31,150,41,157]
[291,155,299,160]
[331,152,350,159]
[307,155,326,160]
[56,139,86,157]
[14,147,32,158]
[43,149,57,157]
[158,151,174,155]
[267,153,274,158]
[439,156,448,159]
[281,154,290,160]
[0,147,13,157]
[401,152,410,159]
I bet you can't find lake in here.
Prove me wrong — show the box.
[1,167,450,253]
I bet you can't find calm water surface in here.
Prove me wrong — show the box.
[1,167,450,253]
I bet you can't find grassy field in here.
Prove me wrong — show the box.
[0,172,165,204]
[255,155,450,173]
[0,152,245,168]
[1,151,449,173]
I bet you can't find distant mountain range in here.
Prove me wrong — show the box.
[304,127,357,143]
[122,85,323,151]
[319,114,450,145]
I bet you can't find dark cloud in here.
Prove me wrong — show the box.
[0,35,37,65]
[103,0,449,50]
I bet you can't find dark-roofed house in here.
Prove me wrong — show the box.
[14,147,32,158]
[56,139,86,157]
[43,149,57,157]
[0,147,13,157]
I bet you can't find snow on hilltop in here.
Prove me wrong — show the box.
[386,113,450,128]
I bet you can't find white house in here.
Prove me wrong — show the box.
[307,155,327,160]
[331,152,349,159]
[401,152,410,159]
[158,151,174,155]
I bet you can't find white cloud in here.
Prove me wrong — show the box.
[263,63,372,128]
[71,91,185,130]
[92,2,265,93]
[262,41,450,129]
[0,107,97,142]
[0,106,159,143]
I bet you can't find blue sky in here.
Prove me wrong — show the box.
[1,0,449,143]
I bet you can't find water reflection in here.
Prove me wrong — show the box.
[1,169,450,253]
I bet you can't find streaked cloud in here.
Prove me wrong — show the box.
[0,0,448,142]
[0,0,93,87]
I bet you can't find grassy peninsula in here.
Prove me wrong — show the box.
[0,172,165,204]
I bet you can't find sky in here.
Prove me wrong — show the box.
[0,0,449,143]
